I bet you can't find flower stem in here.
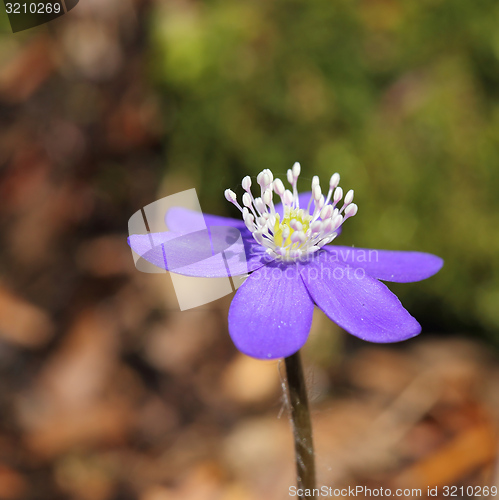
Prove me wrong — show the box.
[284,350,316,496]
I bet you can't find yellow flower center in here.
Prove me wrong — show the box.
[224,164,358,261]
[273,209,312,249]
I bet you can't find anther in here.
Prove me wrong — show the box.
[242,176,252,191]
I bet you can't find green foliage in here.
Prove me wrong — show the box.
[151,0,499,338]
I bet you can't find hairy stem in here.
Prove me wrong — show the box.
[284,350,316,496]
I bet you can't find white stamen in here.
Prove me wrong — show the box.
[333,187,343,206]
[290,231,306,244]
[263,189,273,206]
[292,162,301,178]
[257,171,271,191]
[273,178,285,197]
[225,189,237,204]
[322,218,333,233]
[242,192,252,208]
[326,173,341,204]
[225,164,357,261]
[317,195,325,210]
[311,220,322,233]
[313,184,322,201]
[344,203,358,219]
[242,176,252,192]
[254,197,265,214]
[283,190,294,206]
[344,189,354,206]
[330,173,340,190]
[333,214,344,230]
[320,205,333,220]
[265,169,274,184]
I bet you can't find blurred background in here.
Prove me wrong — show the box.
[1,0,499,498]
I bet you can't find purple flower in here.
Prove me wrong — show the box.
[129,163,443,359]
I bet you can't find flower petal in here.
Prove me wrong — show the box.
[228,262,314,359]
[300,252,421,342]
[166,206,247,234]
[324,246,443,283]
[128,227,271,277]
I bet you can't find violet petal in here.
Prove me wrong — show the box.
[324,246,443,283]
[128,226,271,277]
[300,252,421,342]
[228,261,314,359]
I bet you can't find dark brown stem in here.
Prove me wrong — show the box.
[284,350,316,497]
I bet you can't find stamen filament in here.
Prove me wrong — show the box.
[225,165,357,261]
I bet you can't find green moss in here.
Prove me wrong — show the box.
[150,0,499,341]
